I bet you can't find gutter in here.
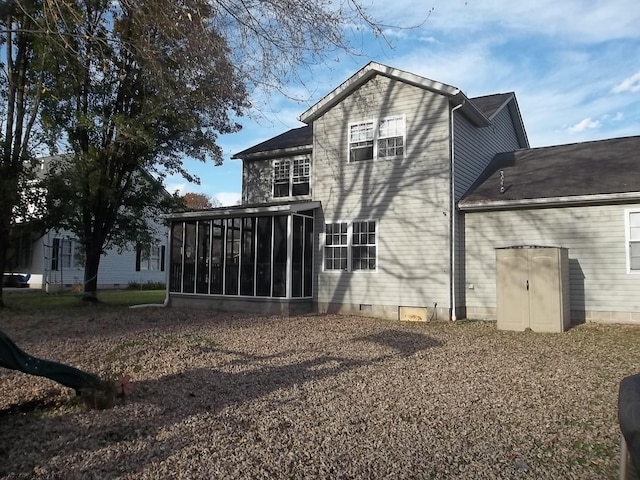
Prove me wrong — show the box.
[459,191,640,211]
[450,101,464,321]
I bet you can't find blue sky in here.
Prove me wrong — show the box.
[165,0,640,205]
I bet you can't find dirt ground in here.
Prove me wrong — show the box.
[1,306,638,479]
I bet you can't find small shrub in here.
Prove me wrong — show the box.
[127,281,166,291]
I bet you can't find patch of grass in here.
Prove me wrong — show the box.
[2,289,166,310]
[98,289,165,306]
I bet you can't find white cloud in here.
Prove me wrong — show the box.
[215,192,241,206]
[568,117,601,133]
[371,0,640,44]
[165,182,187,196]
[612,72,640,93]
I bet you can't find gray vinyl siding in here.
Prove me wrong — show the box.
[452,103,522,314]
[312,75,452,316]
[464,204,640,323]
[453,105,521,200]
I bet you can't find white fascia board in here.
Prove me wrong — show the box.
[299,62,461,124]
[459,192,640,211]
[163,201,321,220]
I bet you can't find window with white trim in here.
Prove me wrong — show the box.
[626,209,640,273]
[348,116,405,162]
[136,243,165,271]
[51,237,78,270]
[273,156,311,198]
[324,220,377,272]
[324,222,348,270]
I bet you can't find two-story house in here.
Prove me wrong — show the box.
[165,61,640,324]
[165,62,528,320]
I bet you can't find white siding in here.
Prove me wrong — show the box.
[24,225,168,290]
[313,75,452,316]
[464,204,640,323]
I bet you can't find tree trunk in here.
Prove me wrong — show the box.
[0,226,6,308]
[83,243,101,302]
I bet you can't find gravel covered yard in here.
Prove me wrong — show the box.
[1,306,639,479]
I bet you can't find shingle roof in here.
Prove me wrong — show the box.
[459,136,640,208]
[232,125,312,159]
[470,93,514,119]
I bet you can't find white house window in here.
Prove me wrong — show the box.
[51,237,77,271]
[378,116,405,158]
[136,244,165,271]
[324,220,377,272]
[324,222,348,270]
[273,156,311,197]
[349,116,405,162]
[351,221,377,271]
[349,121,375,162]
[626,209,640,273]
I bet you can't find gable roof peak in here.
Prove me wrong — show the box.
[299,62,468,124]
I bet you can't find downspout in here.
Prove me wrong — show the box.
[450,101,464,321]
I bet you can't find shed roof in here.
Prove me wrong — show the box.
[459,135,640,210]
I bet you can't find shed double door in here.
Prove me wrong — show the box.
[496,247,570,333]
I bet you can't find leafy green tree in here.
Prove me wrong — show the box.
[41,0,246,300]
[3,0,389,303]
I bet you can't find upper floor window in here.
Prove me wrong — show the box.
[349,116,405,162]
[324,220,377,272]
[273,156,311,198]
[626,209,640,273]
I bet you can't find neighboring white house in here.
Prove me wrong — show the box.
[4,157,169,291]
[6,227,168,291]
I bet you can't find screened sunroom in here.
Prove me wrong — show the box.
[165,202,318,315]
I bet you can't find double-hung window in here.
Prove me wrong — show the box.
[626,209,640,273]
[51,237,76,270]
[324,220,377,272]
[378,116,405,158]
[273,156,311,198]
[349,115,405,162]
[136,243,166,271]
[349,122,375,162]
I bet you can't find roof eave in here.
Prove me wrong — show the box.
[163,201,322,220]
[299,62,461,124]
[453,92,492,127]
[507,96,530,148]
[459,191,640,211]
[232,145,312,160]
